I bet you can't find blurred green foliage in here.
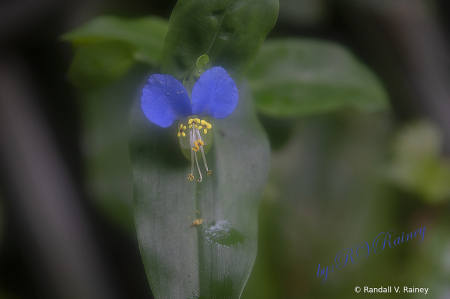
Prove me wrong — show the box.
[243,112,450,298]
[68,40,136,89]
[62,16,168,89]
[161,0,279,82]
[78,67,149,234]
[248,39,389,116]
[243,111,397,298]
[130,82,270,299]
[388,120,450,203]
[130,0,277,297]
[62,0,450,298]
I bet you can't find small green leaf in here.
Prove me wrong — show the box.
[162,0,279,81]
[129,83,270,299]
[196,54,210,75]
[68,40,135,89]
[248,38,390,116]
[62,16,169,64]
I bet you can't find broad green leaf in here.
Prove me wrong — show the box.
[68,40,135,89]
[243,111,397,298]
[161,0,279,81]
[248,38,390,116]
[129,82,270,299]
[80,68,149,233]
[62,16,168,64]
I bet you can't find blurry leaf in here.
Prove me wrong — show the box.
[80,67,149,233]
[410,216,450,298]
[243,111,396,298]
[388,120,450,203]
[248,38,390,116]
[62,16,168,64]
[161,0,279,81]
[129,83,270,299]
[68,40,135,89]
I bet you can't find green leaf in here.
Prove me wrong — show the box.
[68,40,135,89]
[196,54,210,75]
[243,111,396,298]
[129,82,270,299]
[62,16,169,64]
[79,68,149,233]
[161,0,279,81]
[248,38,390,116]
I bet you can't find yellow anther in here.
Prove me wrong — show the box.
[185,116,213,182]
[201,120,212,129]
[178,124,187,138]
[190,219,203,227]
[191,139,204,152]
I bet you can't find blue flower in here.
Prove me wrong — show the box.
[141,66,239,182]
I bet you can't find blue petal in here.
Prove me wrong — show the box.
[141,74,192,128]
[191,66,238,119]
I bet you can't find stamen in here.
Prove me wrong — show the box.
[194,152,202,182]
[188,147,195,181]
[178,124,187,138]
[188,128,195,181]
[185,117,213,182]
[199,145,212,177]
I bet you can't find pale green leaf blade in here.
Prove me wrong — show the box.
[62,16,168,64]
[129,82,270,299]
[68,40,135,89]
[248,38,390,116]
[162,0,279,81]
